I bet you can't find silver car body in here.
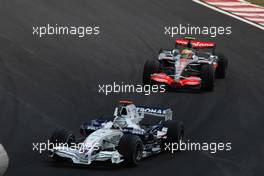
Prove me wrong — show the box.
[50,103,172,165]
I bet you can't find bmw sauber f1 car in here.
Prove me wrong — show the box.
[49,101,184,167]
[143,37,228,91]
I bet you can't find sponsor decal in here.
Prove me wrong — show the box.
[176,39,215,48]
[136,107,168,115]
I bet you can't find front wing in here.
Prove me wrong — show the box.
[151,73,201,87]
[50,147,123,165]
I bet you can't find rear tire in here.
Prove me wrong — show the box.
[162,120,184,151]
[200,64,214,91]
[143,59,160,85]
[49,128,75,161]
[118,134,143,167]
[215,53,228,79]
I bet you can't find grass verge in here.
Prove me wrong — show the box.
[247,0,264,6]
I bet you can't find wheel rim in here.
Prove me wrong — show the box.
[135,145,143,161]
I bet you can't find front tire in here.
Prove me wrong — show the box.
[118,134,143,167]
[200,64,215,91]
[143,59,160,85]
[49,128,75,161]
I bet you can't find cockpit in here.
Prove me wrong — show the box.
[112,106,129,129]
[112,102,144,130]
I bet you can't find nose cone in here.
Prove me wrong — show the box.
[0,144,9,176]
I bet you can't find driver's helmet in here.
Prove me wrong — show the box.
[172,49,179,56]
[113,116,127,128]
[113,106,128,128]
[181,49,193,59]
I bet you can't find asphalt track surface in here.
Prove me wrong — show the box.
[0,0,263,175]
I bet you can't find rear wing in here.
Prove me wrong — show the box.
[136,106,172,121]
[175,39,216,49]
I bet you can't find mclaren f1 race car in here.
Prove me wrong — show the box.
[48,101,184,167]
[143,37,228,91]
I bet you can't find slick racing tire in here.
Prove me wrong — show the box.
[49,128,75,161]
[215,53,228,79]
[143,59,160,85]
[118,134,143,167]
[162,120,184,151]
[200,64,215,91]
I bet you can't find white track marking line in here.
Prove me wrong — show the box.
[193,0,264,30]
[0,144,9,176]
